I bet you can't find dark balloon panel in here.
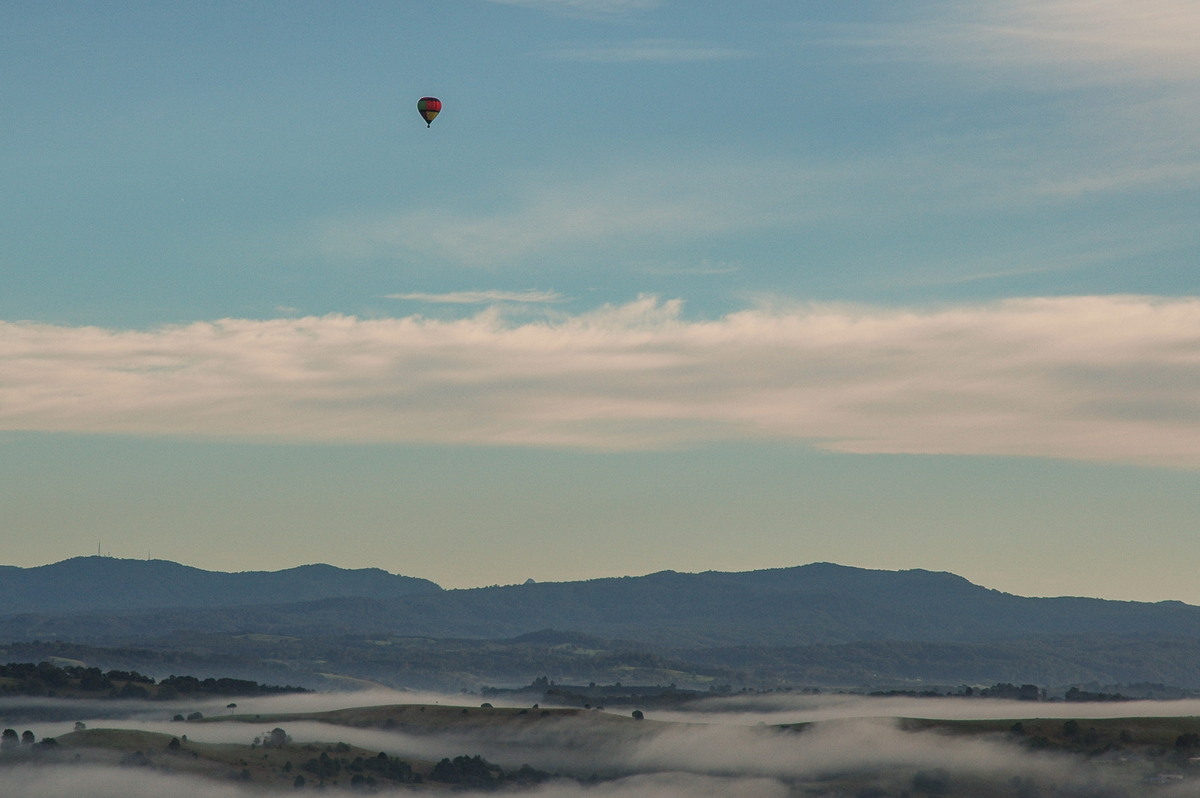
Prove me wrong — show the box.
[417,97,442,127]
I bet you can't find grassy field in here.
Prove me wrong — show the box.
[207,701,639,733]
[27,725,441,791]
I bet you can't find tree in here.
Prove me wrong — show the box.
[303,751,339,781]
[117,682,149,699]
[1175,732,1200,749]
[431,755,500,787]
[79,668,112,691]
[912,768,951,795]
[1,729,18,750]
[264,728,290,748]
[1019,684,1042,701]
[21,730,35,746]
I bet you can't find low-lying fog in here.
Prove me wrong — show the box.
[652,692,1200,725]
[1,766,791,798]
[5,690,1200,797]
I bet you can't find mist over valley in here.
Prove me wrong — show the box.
[7,688,1200,797]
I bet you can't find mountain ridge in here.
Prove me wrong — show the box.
[5,558,1200,689]
[2,557,1197,647]
[0,556,441,613]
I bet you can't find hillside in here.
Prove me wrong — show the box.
[4,559,1200,690]
[0,557,440,613]
[2,560,1198,646]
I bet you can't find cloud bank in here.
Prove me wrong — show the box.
[2,295,1198,466]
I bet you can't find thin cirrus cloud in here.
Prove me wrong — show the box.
[314,147,1193,276]
[539,39,750,63]
[483,0,660,18]
[314,159,842,268]
[386,290,566,305]
[968,0,1200,80]
[853,0,1200,83]
[2,295,1198,467]
[886,0,1200,210]
[861,0,1200,169]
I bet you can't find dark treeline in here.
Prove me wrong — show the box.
[870,682,1138,701]
[429,754,554,790]
[0,661,308,698]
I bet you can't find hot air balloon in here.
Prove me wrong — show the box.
[417,97,441,127]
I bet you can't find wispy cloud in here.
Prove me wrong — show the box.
[386,290,566,305]
[314,139,1199,278]
[483,0,660,19]
[842,0,1200,84]
[642,259,741,276]
[315,160,817,268]
[798,1,1200,213]
[966,0,1200,81]
[2,295,1198,466]
[540,39,749,63]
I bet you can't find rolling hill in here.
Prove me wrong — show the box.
[3,558,1200,689]
[2,559,1196,646]
[0,556,440,613]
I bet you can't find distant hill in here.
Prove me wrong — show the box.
[361,564,1200,646]
[0,557,441,613]
[2,559,1199,645]
[5,559,1200,689]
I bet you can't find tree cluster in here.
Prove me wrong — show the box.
[300,749,421,788]
[0,661,307,699]
[429,754,553,790]
[156,673,306,698]
[979,683,1044,701]
[1064,686,1129,702]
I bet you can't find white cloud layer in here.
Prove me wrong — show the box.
[2,295,1198,466]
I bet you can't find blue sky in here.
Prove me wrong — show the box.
[2,0,1198,600]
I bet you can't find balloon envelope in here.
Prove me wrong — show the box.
[417,97,441,127]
